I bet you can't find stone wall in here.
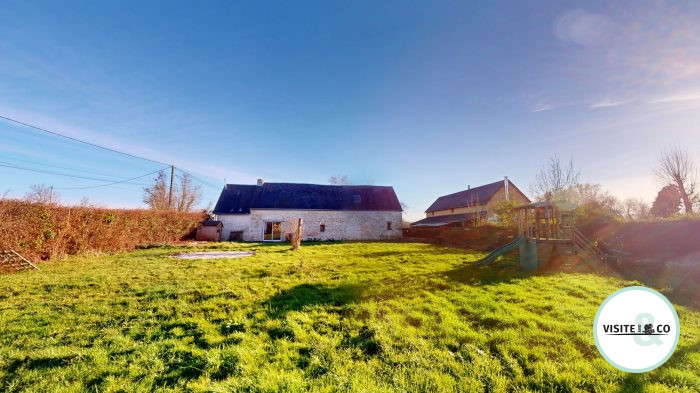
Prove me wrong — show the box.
[217,209,403,241]
[217,214,251,240]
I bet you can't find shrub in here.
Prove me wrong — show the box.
[0,199,205,260]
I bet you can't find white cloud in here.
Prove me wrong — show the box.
[532,103,555,112]
[554,9,616,47]
[648,91,700,104]
[590,98,636,108]
[552,4,700,104]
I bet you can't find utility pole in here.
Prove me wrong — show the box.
[168,165,175,209]
[49,186,53,204]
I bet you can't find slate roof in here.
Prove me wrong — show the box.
[425,179,529,213]
[213,183,402,214]
[411,212,486,227]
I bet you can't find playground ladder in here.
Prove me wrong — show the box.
[0,250,40,273]
[572,227,607,264]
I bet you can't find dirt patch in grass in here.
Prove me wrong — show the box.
[171,251,255,259]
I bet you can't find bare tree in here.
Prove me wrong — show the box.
[621,198,650,221]
[329,175,351,185]
[572,183,619,212]
[24,184,58,204]
[143,171,170,210]
[530,155,580,201]
[655,147,696,214]
[173,173,202,212]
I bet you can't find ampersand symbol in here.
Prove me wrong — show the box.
[634,313,663,346]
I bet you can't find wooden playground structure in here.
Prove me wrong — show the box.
[476,200,605,270]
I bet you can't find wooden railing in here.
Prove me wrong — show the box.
[0,250,40,273]
[572,227,606,264]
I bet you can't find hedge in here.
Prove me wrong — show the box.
[0,200,205,260]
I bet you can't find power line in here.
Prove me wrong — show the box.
[175,168,222,190]
[1,113,224,191]
[0,160,162,186]
[54,169,164,190]
[0,114,169,166]
[0,154,149,181]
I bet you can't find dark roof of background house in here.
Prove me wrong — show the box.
[411,212,486,227]
[213,183,402,214]
[201,220,223,227]
[425,179,529,213]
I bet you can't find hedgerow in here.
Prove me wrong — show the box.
[0,200,204,260]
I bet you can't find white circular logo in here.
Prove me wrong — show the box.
[593,286,680,373]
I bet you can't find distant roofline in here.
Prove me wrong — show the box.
[224,182,395,188]
[431,180,500,200]
[217,208,402,214]
[424,179,530,213]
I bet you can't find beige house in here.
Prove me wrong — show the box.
[412,177,530,227]
[212,180,403,241]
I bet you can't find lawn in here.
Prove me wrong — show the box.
[0,242,698,392]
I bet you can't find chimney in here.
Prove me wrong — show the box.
[467,185,470,190]
[504,176,510,202]
[257,178,264,186]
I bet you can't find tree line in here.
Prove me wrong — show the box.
[529,147,698,222]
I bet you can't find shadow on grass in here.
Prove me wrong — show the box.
[439,256,528,287]
[0,354,79,389]
[264,283,365,319]
[441,249,699,310]
[605,263,700,310]
[615,374,647,393]
[357,247,466,259]
[3,354,78,373]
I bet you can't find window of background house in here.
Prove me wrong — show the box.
[263,221,282,241]
[320,224,326,232]
[386,222,392,230]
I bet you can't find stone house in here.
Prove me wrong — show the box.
[411,177,530,227]
[212,179,403,241]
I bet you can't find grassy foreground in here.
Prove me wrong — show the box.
[0,242,698,392]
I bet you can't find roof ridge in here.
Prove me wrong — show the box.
[424,179,509,213]
[225,182,391,188]
[214,182,401,213]
[436,180,503,199]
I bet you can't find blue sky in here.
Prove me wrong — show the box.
[1,1,699,221]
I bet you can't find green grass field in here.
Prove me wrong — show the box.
[1,242,698,392]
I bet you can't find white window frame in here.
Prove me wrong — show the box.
[262,220,283,242]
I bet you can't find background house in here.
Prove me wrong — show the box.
[212,179,403,241]
[412,177,530,228]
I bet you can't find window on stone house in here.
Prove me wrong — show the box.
[320,224,326,232]
[386,222,392,230]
